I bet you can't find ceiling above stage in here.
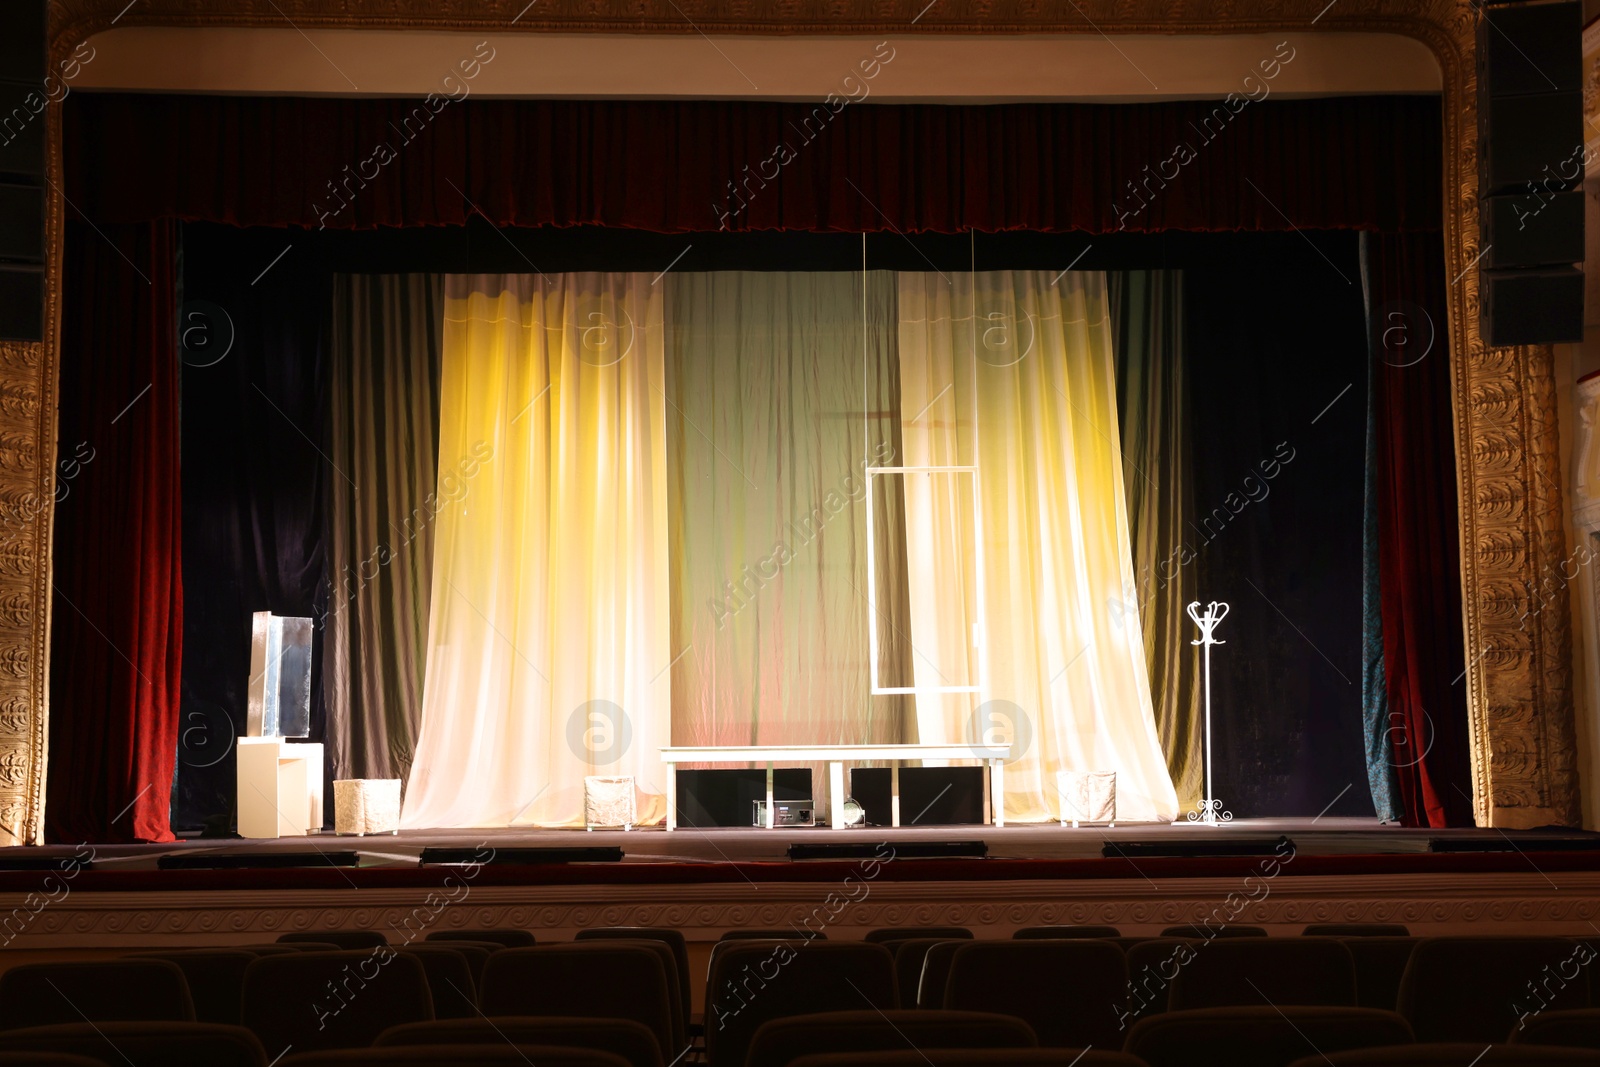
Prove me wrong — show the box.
[70,29,1441,101]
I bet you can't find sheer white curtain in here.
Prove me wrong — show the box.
[400,273,670,828]
[897,270,1179,823]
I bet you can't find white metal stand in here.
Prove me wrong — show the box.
[1185,600,1231,826]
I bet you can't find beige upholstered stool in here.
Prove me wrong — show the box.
[333,778,401,835]
[584,775,636,831]
[1058,770,1117,828]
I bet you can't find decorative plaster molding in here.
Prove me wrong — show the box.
[9,0,1576,841]
[3,872,1599,948]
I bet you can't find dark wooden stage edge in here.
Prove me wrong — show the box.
[0,820,1598,958]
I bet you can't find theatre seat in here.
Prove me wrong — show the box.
[1396,938,1592,1042]
[564,938,686,1051]
[1343,938,1418,1011]
[1160,924,1267,938]
[130,950,256,1026]
[942,940,1127,1048]
[788,1051,1149,1067]
[376,1017,664,1067]
[1287,1045,1600,1067]
[890,940,949,1007]
[574,927,691,1037]
[745,1010,1036,1067]
[0,960,196,1030]
[1122,938,1198,1021]
[392,944,479,1019]
[278,931,388,950]
[1013,926,1121,939]
[241,950,433,1054]
[1511,1009,1600,1048]
[480,944,675,1062]
[425,929,536,949]
[0,1021,267,1067]
[863,927,972,943]
[278,1045,631,1067]
[704,941,896,1067]
[1167,938,1357,1009]
[1123,1006,1414,1067]
[1303,924,1410,937]
[403,940,492,985]
[917,942,965,1009]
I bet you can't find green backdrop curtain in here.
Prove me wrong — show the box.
[325,274,444,784]
[1112,271,1202,814]
[664,271,913,817]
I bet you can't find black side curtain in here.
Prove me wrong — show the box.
[1182,236,1373,817]
[172,228,330,832]
[326,274,444,784]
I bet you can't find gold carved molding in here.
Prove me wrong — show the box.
[17,0,1575,841]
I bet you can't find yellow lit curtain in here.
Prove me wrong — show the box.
[896,270,1179,823]
[400,273,670,829]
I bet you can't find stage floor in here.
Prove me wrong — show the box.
[11,817,1600,871]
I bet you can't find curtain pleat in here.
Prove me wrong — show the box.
[1111,271,1203,814]
[401,273,670,828]
[896,270,1179,823]
[664,272,912,817]
[46,220,182,844]
[326,274,444,785]
[1361,232,1472,827]
[65,95,1443,234]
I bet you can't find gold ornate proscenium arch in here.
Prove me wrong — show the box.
[10,0,1575,844]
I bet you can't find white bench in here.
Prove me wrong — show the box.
[660,744,1011,830]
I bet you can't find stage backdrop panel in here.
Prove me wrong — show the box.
[664,271,914,809]
[400,273,670,829]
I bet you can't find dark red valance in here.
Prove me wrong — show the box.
[64,93,1441,234]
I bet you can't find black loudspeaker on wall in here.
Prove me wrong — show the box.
[0,0,48,342]
[1477,0,1585,347]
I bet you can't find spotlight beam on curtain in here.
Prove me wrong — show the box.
[401,273,670,828]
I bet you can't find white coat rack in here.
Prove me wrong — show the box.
[1185,600,1231,825]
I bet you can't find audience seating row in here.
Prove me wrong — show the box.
[3,926,1600,1067]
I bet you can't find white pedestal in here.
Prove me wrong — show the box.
[237,738,324,839]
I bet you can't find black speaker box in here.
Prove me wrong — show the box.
[0,266,42,342]
[1480,91,1584,194]
[674,767,813,828]
[1481,267,1584,346]
[1477,1,1583,97]
[0,182,43,264]
[1482,187,1584,268]
[850,766,985,827]
[0,108,45,185]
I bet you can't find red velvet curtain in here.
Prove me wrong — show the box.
[63,94,1442,233]
[47,220,183,844]
[1364,232,1473,827]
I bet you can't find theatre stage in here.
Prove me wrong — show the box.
[2,818,1599,990]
